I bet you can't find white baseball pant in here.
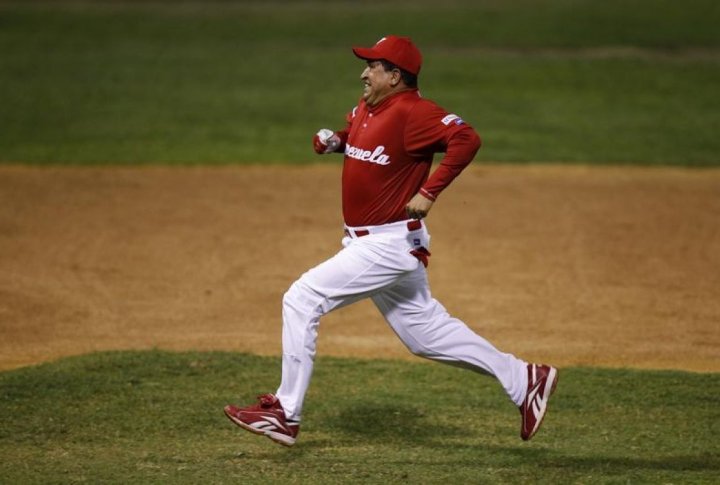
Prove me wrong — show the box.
[275,219,528,421]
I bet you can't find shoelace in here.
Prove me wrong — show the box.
[257,394,277,408]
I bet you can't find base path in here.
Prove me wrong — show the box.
[1,164,718,372]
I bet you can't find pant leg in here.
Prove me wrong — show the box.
[372,265,529,406]
[275,236,418,420]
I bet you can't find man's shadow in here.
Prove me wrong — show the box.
[328,401,470,441]
[289,401,720,475]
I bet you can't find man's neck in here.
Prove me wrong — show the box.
[367,86,415,108]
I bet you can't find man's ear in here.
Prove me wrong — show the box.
[390,69,402,87]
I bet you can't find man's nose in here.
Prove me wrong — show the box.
[360,66,369,79]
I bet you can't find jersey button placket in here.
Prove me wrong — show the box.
[363,113,372,129]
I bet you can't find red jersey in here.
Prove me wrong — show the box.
[334,89,481,227]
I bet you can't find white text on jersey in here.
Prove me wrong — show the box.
[345,144,391,165]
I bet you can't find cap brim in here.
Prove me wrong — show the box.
[352,46,382,61]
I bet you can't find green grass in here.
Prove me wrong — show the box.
[0,351,718,483]
[0,1,719,165]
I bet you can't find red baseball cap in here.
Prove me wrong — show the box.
[352,35,423,75]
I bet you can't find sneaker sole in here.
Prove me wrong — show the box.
[266,430,296,447]
[224,408,267,436]
[224,407,296,447]
[525,367,559,441]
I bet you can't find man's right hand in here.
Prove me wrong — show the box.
[313,129,341,154]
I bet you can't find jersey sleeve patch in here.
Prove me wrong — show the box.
[441,114,464,126]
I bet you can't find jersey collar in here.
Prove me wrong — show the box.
[366,88,420,114]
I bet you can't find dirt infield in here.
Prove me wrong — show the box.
[1,164,718,372]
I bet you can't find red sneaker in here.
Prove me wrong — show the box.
[519,364,558,441]
[224,394,300,447]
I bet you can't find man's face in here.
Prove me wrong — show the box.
[361,60,397,107]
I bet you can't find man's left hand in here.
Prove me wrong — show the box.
[406,193,434,220]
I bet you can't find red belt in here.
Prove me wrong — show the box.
[345,220,423,238]
[345,228,370,238]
